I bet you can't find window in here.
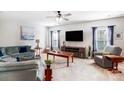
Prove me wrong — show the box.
[95,27,109,51]
[92,26,114,52]
[52,31,58,49]
[50,30,61,50]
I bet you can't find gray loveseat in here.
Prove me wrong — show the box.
[94,45,122,68]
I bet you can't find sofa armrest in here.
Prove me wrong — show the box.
[94,52,103,55]
[0,61,38,72]
[0,60,5,62]
[94,52,111,56]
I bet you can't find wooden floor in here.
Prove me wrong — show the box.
[42,54,124,81]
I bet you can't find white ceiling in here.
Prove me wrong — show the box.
[0,11,124,27]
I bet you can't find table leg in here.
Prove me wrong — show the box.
[39,49,41,57]
[112,62,122,73]
[108,62,114,71]
[67,57,69,67]
[53,56,55,63]
[72,56,73,63]
[47,53,48,60]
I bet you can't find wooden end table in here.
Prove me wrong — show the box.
[34,47,42,57]
[105,55,124,73]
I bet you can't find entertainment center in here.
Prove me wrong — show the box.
[62,30,85,58]
[61,46,86,58]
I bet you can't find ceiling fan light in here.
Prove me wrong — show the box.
[56,17,59,22]
[56,17,63,23]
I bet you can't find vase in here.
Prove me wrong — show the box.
[45,65,52,81]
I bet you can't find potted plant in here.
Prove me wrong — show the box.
[45,59,52,68]
[44,59,53,81]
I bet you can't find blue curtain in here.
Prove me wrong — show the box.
[108,26,114,45]
[92,27,97,52]
[57,30,61,50]
[50,31,53,50]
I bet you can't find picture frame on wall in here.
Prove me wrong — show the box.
[20,26,35,40]
[115,32,123,40]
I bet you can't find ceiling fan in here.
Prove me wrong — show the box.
[46,11,71,22]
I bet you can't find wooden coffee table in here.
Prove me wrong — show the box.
[47,51,74,67]
[105,55,124,73]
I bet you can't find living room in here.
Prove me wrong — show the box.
[0,11,124,81]
[1,0,124,92]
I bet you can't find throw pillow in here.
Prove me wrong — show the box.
[19,47,27,53]
[6,47,19,55]
[0,50,3,57]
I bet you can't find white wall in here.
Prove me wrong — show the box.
[34,26,47,49]
[48,17,124,56]
[0,19,47,49]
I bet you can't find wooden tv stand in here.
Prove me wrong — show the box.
[61,46,86,58]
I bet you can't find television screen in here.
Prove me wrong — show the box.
[66,30,83,41]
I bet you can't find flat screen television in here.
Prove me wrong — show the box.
[65,30,83,41]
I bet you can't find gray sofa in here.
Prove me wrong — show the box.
[0,61,38,81]
[0,45,45,81]
[94,45,122,68]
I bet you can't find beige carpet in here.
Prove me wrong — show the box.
[42,53,124,81]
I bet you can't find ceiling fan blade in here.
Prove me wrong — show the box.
[53,11,58,14]
[63,13,72,17]
[63,18,69,21]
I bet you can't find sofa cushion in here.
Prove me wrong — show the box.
[18,52,35,60]
[6,47,19,55]
[1,56,17,62]
[111,47,122,55]
[104,46,113,53]
[0,60,5,62]
[103,45,122,55]
[9,53,20,58]
[0,55,11,59]
[19,46,28,53]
